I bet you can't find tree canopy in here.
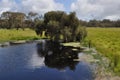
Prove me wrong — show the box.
[35,11,87,42]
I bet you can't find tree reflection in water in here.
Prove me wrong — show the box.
[36,40,81,71]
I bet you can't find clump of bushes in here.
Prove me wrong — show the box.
[35,11,87,42]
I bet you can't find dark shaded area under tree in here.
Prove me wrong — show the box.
[36,40,80,70]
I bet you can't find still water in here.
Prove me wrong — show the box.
[0,40,93,80]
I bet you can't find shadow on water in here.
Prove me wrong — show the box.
[36,40,79,70]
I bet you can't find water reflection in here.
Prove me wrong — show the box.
[36,40,80,71]
[28,53,45,69]
[0,41,93,80]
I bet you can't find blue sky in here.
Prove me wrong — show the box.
[15,0,21,3]
[0,0,120,20]
[55,0,76,12]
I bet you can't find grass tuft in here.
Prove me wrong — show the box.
[85,28,120,75]
[0,28,41,43]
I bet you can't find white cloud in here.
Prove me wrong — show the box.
[71,0,120,20]
[0,0,18,14]
[0,0,64,15]
[21,0,64,14]
[1,0,120,20]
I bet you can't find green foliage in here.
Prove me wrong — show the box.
[86,28,120,74]
[0,11,43,29]
[62,27,72,42]
[35,11,86,42]
[76,26,87,41]
[0,11,26,29]
[47,20,60,40]
[35,20,45,36]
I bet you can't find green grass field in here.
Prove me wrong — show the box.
[85,28,120,74]
[0,29,40,43]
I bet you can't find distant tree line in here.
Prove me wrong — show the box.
[1,11,120,30]
[80,19,120,27]
[0,11,42,30]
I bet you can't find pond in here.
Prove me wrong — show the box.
[0,40,94,80]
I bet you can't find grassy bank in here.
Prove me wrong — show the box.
[0,29,40,43]
[85,27,120,75]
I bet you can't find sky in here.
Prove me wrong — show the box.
[0,0,120,21]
